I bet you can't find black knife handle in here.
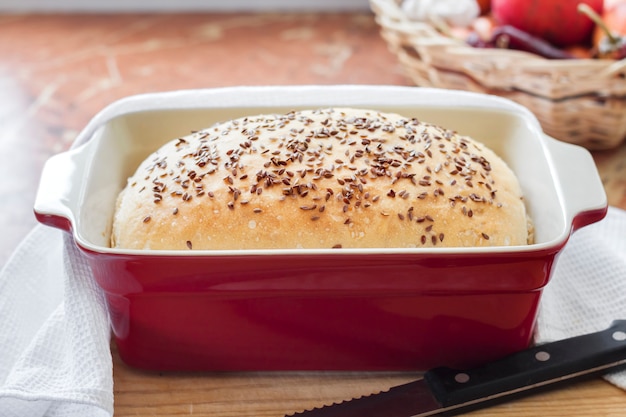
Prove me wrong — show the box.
[425,320,626,409]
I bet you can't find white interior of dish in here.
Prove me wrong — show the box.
[74,101,565,254]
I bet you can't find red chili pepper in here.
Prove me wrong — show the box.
[467,25,576,59]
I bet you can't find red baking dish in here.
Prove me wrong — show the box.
[33,86,607,371]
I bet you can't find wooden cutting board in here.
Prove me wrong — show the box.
[111,341,626,417]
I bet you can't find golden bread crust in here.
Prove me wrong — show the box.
[111,108,530,250]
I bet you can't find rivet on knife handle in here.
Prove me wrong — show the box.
[287,320,626,417]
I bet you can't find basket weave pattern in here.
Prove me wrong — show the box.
[370,0,626,150]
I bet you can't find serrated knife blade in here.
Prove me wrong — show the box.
[286,320,626,417]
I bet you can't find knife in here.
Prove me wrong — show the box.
[286,320,626,417]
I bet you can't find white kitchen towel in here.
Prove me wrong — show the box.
[0,207,625,417]
[0,225,113,417]
[535,205,626,389]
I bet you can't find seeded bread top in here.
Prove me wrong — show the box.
[111,108,531,250]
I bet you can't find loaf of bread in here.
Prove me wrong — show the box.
[111,108,532,250]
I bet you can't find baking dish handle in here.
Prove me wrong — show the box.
[544,135,608,232]
[33,147,85,233]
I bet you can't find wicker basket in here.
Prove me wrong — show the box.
[370,0,626,150]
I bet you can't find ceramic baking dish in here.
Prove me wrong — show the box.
[34,85,607,371]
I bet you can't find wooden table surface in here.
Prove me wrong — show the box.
[0,12,625,417]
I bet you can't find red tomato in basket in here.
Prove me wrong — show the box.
[492,0,603,47]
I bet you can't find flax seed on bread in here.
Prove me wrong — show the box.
[111,108,531,250]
